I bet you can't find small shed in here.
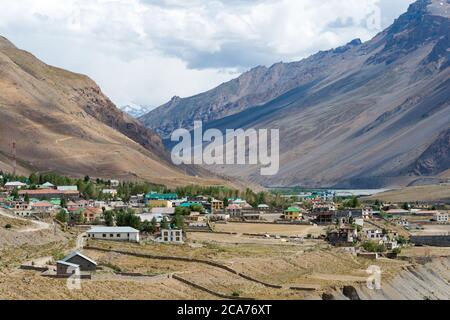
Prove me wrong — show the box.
[56,261,80,276]
[62,252,97,272]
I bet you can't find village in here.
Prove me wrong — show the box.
[1,170,450,299]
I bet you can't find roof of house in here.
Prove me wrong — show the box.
[56,260,80,268]
[57,186,78,191]
[19,189,79,195]
[41,182,55,187]
[87,226,139,233]
[145,193,178,199]
[84,207,103,214]
[31,201,53,207]
[150,207,175,215]
[226,204,242,210]
[285,207,301,213]
[62,251,97,266]
[5,181,27,186]
[258,204,270,208]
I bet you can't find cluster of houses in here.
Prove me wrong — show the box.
[3,178,448,250]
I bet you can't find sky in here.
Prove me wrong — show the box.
[0,0,414,108]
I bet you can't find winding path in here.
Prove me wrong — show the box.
[0,208,51,233]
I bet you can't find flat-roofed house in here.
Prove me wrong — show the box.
[57,186,78,192]
[102,189,118,197]
[284,207,302,221]
[87,226,140,242]
[433,212,449,223]
[148,200,173,208]
[159,228,184,244]
[5,181,27,190]
[83,207,103,223]
[226,204,242,217]
[31,201,54,213]
[211,199,224,212]
[19,189,80,200]
[13,202,32,216]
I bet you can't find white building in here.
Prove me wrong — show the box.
[159,229,184,244]
[102,189,118,197]
[139,213,165,223]
[38,182,55,189]
[433,212,449,223]
[362,207,373,219]
[110,180,120,187]
[5,181,27,190]
[57,186,78,191]
[354,218,364,227]
[87,226,140,242]
[365,229,386,241]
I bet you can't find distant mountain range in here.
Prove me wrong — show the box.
[140,0,450,188]
[0,36,228,187]
[120,104,155,118]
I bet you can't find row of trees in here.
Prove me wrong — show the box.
[102,208,184,233]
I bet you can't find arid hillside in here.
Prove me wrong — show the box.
[0,36,226,187]
[142,0,450,188]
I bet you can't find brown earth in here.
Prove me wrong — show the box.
[364,184,450,202]
[0,36,229,188]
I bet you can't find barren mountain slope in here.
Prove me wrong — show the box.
[143,0,450,188]
[0,36,224,187]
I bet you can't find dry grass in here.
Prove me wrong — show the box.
[214,222,326,237]
[0,215,31,229]
[0,271,214,300]
[364,185,450,202]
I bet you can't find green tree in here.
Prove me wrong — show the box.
[141,220,156,233]
[103,210,115,227]
[56,209,69,223]
[161,217,169,230]
[171,214,185,229]
[60,197,67,208]
[12,188,19,200]
[24,193,30,204]
[115,209,141,230]
[175,206,191,216]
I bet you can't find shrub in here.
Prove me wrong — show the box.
[362,241,386,253]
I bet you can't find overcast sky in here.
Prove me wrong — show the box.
[0,0,413,108]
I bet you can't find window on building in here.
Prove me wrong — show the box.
[103,234,106,238]
[117,234,121,237]
[110,234,114,237]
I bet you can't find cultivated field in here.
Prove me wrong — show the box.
[409,224,450,236]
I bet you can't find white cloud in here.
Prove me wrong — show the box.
[0,0,413,107]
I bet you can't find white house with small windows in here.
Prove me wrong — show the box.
[364,229,386,241]
[158,229,184,244]
[87,226,140,242]
[433,212,449,223]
